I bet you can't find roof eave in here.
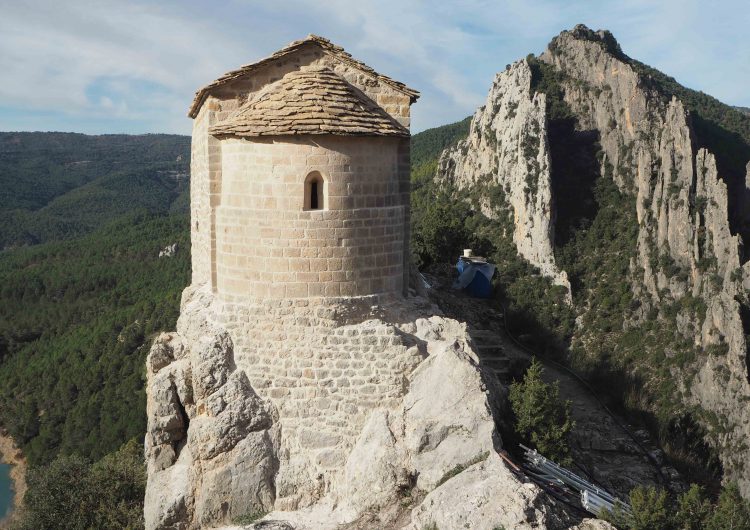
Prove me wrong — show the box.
[208,130,410,139]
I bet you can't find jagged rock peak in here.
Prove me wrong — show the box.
[548,24,627,60]
[435,22,750,499]
[436,59,572,295]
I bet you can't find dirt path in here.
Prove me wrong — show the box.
[0,430,26,528]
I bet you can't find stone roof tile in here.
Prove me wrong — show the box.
[209,67,409,138]
[188,34,419,118]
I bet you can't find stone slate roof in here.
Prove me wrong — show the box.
[209,67,409,138]
[188,34,419,118]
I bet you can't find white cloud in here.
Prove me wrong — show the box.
[0,0,747,134]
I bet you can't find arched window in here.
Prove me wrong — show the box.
[304,171,325,210]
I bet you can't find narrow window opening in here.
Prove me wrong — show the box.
[310,181,319,209]
[304,171,325,211]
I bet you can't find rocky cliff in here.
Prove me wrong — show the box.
[438,61,570,293]
[145,286,613,529]
[437,25,750,496]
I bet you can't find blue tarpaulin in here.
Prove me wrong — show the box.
[454,258,496,298]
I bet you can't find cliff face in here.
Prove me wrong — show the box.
[439,61,570,292]
[438,25,750,495]
[144,287,592,529]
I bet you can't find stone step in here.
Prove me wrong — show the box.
[488,367,509,378]
[470,329,501,340]
[481,358,509,370]
[476,344,504,354]
[469,329,510,381]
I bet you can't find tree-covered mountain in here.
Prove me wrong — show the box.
[0,213,190,465]
[0,132,190,248]
[0,132,192,528]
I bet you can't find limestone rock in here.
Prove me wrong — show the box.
[192,332,235,400]
[409,452,571,530]
[435,23,750,497]
[569,520,618,530]
[539,26,750,496]
[159,243,178,258]
[437,60,571,294]
[336,409,405,518]
[402,336,500,490]
[144,446,192,530]
[145,292,279,529]
[193,370,276,460]
[193,429,279,527]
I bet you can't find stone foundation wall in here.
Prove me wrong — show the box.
[217,295,425,509]
[214,136,408,299]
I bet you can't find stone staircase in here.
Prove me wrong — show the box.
[468,328,509,382]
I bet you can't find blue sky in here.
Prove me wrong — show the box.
[0,0,747,135]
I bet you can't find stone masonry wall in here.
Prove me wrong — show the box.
[215,135,408,299]
[189,105,212,286]
[216,295,426,510]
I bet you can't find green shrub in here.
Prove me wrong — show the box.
[434,452,489,487]
[12,439,146,530]
[410,182,475,269]
[233,511,267,525]
[674,484,711,530]
[628,486,670,530]
[509,358,573,464]
[603,483,750,530]
[705,483,750,530]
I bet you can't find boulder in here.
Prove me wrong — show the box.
[409,452,572,530]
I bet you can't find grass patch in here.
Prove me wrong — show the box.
[232,510,267,525]
[435,451,489,488]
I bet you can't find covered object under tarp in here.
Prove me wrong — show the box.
[453,257,496,298]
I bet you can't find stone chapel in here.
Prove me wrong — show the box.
[188,35,419,300]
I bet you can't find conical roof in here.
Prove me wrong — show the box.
[209,67,409,138]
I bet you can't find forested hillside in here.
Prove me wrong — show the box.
[0,132,190,248]
[411,116,471,185]
[0,213,190,465]
[0,132,192,528]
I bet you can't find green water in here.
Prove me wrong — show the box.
[0,463,13,519]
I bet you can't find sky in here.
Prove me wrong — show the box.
[0,0,748,135]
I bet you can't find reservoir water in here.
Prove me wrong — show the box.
[0,462,13,520]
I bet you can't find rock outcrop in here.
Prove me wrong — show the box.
[438,24,750,496]
[145,289,281,529]
[408,452,572,530]
[438,60,571,293]
[543,26,750,496]
[145,288,601,529]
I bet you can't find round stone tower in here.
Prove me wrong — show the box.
[187,36,419,301]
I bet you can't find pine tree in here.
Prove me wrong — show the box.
[509,357,573,464]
